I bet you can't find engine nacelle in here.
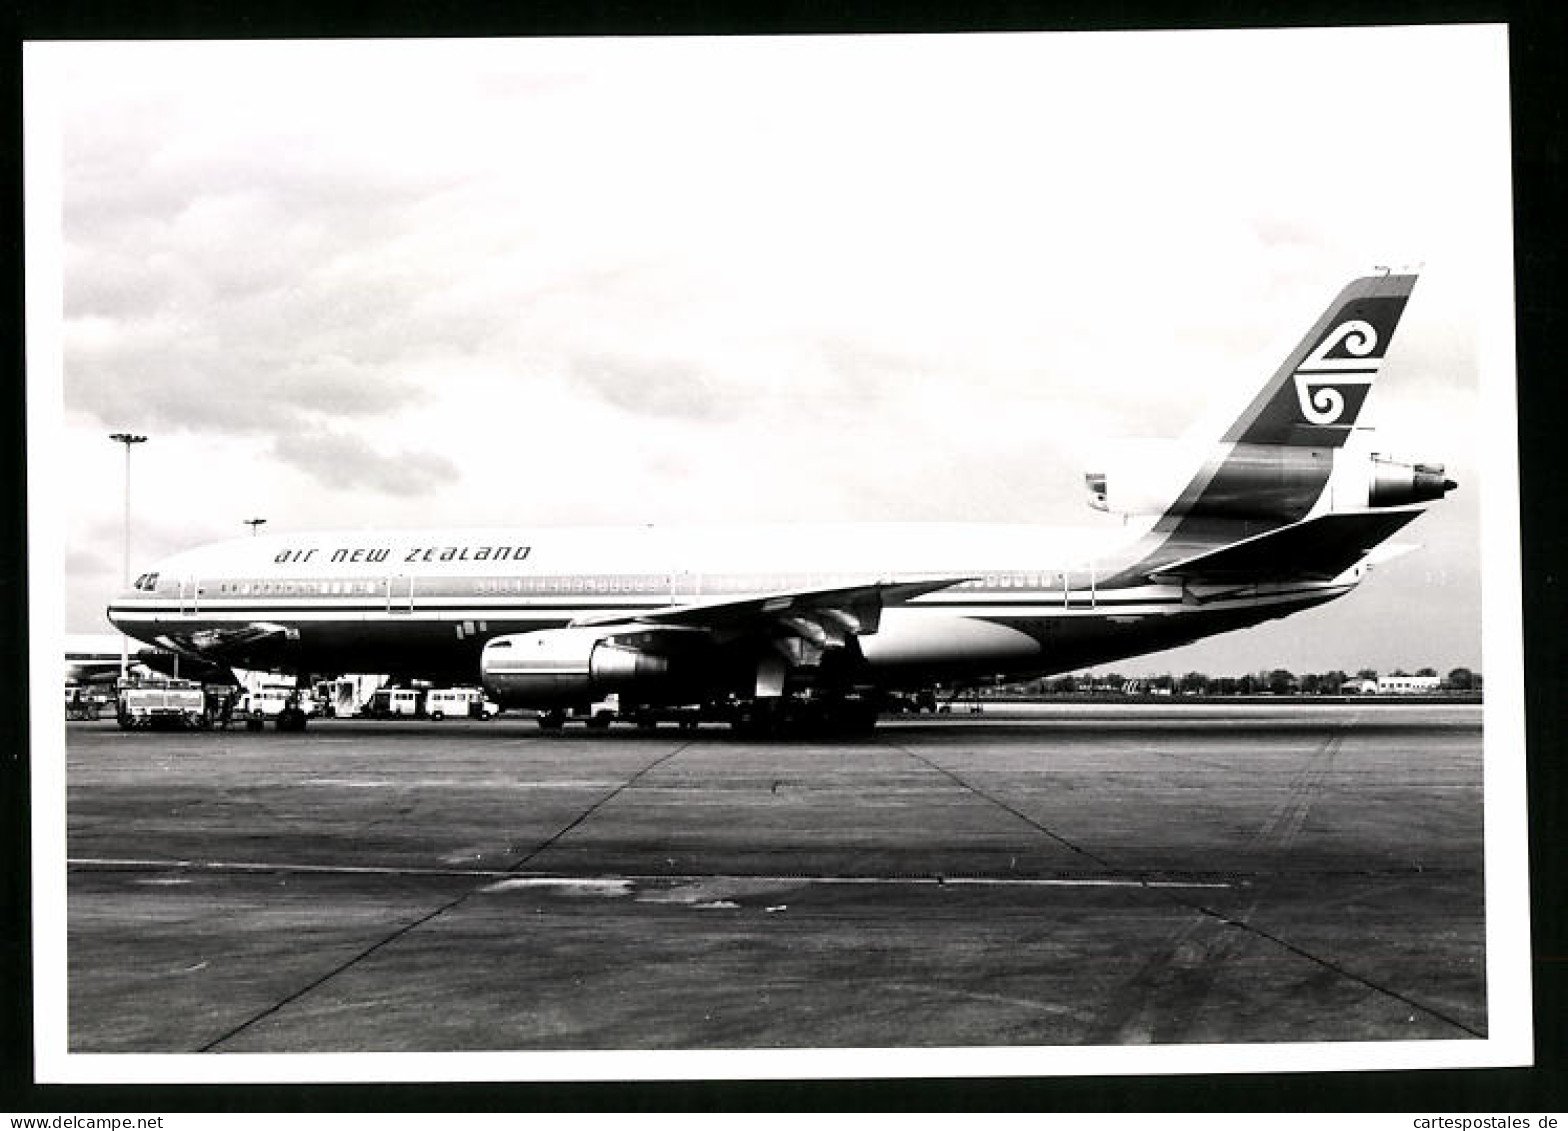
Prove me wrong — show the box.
[1333,452,1456,509]
[481,627,673,707]
[1367,454,1456,507]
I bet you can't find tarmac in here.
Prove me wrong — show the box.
[62,703,1486,1054]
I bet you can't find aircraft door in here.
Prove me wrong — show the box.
[384,575,414,614]
[178,575,200,616]
[1059,563,1097,609]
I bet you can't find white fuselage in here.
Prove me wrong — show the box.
[107,519,1358,689]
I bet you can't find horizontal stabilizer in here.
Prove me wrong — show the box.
[1148,507,1426,582]
[1364,541,1421,567]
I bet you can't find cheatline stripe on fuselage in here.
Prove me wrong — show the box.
[106,586,1348,624]
[110,594,1255,614]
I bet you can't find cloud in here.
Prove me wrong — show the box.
[65,545,115,578]
[40,31,1503,670]
[271,425,460,495]
[567,352,754,422]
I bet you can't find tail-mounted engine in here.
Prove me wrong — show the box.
[1363,454,1456,507]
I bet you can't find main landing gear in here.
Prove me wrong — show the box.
[728,696,879,739]
[533,707,611,731]
[532,695,880,737]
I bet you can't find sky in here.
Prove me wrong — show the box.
[29,27,1514,676]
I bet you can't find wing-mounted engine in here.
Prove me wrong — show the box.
[481,626,694,708]
[481,576,970,709]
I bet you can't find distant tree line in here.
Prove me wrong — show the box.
[1005,666,1481,696]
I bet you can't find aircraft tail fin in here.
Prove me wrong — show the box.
[1223,270,1418,449]
[1127,269,1425,538]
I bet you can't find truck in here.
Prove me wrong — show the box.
[426,686,501,720]
[117,678,208,730]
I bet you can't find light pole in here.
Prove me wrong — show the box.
[109,433,147,680]
[244,518,267,537]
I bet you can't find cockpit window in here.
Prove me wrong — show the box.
[133,572,160,591]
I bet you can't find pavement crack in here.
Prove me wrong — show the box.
[195,741,692,1052]
[890,741,1125,874]
[887,737,1484,1042]
[499,743,689,874]
[1187,903,1486,1039]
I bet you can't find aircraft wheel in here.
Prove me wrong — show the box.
[587,711,613,730]
[431,710,445,721]
[843,703,879,735]
[117,711,135,731]
[731,701,781,739]
[537,710,566,731]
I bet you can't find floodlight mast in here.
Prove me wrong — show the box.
[108,433,147,680]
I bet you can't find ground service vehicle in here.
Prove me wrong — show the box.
[117,679,208,730]
[239,687,319,732]
[426,687,500,720]
[364,688,426,719]
[65,684,101,721]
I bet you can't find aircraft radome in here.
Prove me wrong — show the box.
[108,270,1454,735]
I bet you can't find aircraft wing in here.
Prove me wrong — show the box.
[153,622,299,666]
[1147,507,1426,583]
[571,576,969,640]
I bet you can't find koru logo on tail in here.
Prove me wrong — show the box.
[1293,319,1380,425]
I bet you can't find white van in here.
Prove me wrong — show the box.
[427,687,500,720]
[239,687,321,729]
[365,688,426,718]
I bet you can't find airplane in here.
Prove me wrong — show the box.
[107,269,1454,734]
[64,632,234,688]
[64,633,149,686]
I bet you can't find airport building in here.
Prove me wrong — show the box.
[1374,674,1443,695]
